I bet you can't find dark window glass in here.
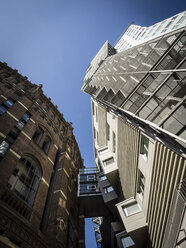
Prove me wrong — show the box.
[22,112,31,122]
[0,105,7,115]
[4,99,15,108]
[8,156,41,206]
[16,120,25,130]
[0,140,10,157]
[32,127,43,144]
[42,136,51,154]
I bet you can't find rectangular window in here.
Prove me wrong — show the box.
[103,157,114,166]
[113,131,116,153]
[0,140,10,157]
[121,236,135,247]
[0,105,7,115]
[4,99,15,108]
[0,131,18,158]
[16,112,31,131]
[98,147,108,155]
[87,184,96,191]
[93,128,96,139]
[104,186,114,193]
[138,170,145,199]
[92,102,95,115]
[0,98,15,115]
[100,175,107,181]
[123,202,141,217]
[95,107,98,122]
[87,175,95,181]
[140,135,149,157]
[176,15,186,24]
[106,123,110,141]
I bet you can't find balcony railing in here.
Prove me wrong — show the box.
[79,167,99,174]
[0,185,32,220]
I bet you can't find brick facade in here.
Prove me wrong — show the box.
[0,62,84,248]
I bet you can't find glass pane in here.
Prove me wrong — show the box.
[123,202,141,217]
[22,113,31,122]
[16,120,25,130]
[0,105,7,115]
[121,236,135,248]
[4,99,14,108]
[0,140,10,156]
[163,104,186,135]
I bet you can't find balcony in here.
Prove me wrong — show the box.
[78,168,110,218]
[78,167,100,196]
[0,184,32,220]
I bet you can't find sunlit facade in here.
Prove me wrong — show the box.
[80,11,186,248]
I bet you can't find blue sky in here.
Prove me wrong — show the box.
[0,0,185,247]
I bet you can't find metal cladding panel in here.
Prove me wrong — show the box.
[162,179,186,248]
[117,118,140,199]
[147,141,186,248]
[97,104,107,148]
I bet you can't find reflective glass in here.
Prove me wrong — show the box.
[4,99,14,108]
[0,140,10,156]
[0,105,7,115]
[16,120,25,130]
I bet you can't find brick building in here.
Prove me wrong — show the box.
[0,62,84,248]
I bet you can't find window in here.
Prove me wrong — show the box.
[87,175,95,181]
[140,135,149,158]
[123,202,141,217]
[0,132,18,158]
[43,106,49,113]
[96,131,99,144]
[16,112,31,131]
[176,15,186,24]
[138,170,145,199]
[106,122,110,141]
[42,136,51,154]
[56,119,60,128]
[100,175,107,181]
[87,184,96,191]
[121,236,135,247]
[98,147,108,155]
[0,105,7,115]
[103,157,114,166]
[0,140,10,157]
[104,186,114,193]
[113,131,116,153]
[32,127,44,144]
[0,98,15,115]
[95,107,98,122]
[35,99,43,106]
[4,99,14,108]
[92,101,95,115]
[8,156,41,206]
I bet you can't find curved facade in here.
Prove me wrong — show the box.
[0,62,84,248]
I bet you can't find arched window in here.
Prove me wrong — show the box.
[32,127,44,144]
[42,136,51,154]
[7,156,41,206]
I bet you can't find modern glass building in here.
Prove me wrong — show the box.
[80,11,186,248]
